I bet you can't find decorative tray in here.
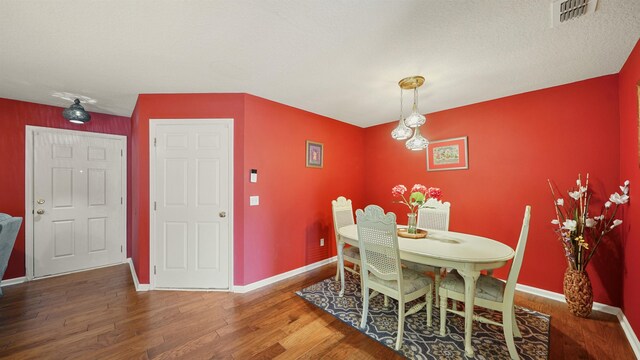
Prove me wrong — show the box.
[397,228,428,239]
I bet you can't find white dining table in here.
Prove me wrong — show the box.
[337,224,515,358]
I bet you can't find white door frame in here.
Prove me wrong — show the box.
[149,119,234,291]
[24,126,128,280]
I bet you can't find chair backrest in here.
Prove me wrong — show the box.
[0,213,24,283]
[504,205,531,303]
[332,196,355,243]
[355,205,402,282]
[417,198,451,230]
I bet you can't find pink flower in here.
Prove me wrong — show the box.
[392,184,407,197]
[428,187,442,200]
[411,184,427,194]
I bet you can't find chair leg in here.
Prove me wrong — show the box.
[434,271,441,308]
[426,288,433,327]
[452,300,458,310]
[360,288,370,329]
[335,265,340,281]
[384,295,389,308]
[511,306,522,338]
[503,309,520,360]
[396,301,405,350]
[439,289,447,336]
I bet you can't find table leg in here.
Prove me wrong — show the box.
[458,269,480,358]
[337,240,346,297]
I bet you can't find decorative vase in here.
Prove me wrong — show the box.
[563,268,593,317]
[407,213,417,234]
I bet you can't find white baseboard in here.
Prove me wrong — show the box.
[0,276,27,287]
[515,282,639,357]
[127,258,149,291]
[233,256,337,293]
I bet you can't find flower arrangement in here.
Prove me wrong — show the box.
[548,174,630,272]
[392,184,442,233]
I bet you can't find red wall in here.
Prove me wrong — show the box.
[242,95,365,284]
[619,39,640,336]
[363,75,623,306]
[129,93,365,285]
[0,98,131,280]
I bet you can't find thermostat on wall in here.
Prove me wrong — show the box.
[250,169,258,183]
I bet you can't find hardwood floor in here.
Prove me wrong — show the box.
[0,264,635,359]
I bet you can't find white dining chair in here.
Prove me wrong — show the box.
[332,196,361,297]
[439,205,531,360]
[356,205,433,351]
[403,198,451,307]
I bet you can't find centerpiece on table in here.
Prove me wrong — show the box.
[392,184,443,235]
[548,174,630,317]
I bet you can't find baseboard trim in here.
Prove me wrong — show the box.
[515,282,639,357]
[0,276,27,288]
[233,256,337,293]
[127,258,149,291]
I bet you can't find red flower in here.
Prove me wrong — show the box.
[392,185,407,197]
[428,187,442,200]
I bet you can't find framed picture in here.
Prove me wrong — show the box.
[306,140,323,168]
[427,136,468,171]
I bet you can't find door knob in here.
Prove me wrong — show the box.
[36,209,45,215]
[219,211,226,218]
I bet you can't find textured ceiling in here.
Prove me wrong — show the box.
[0,1,638,127]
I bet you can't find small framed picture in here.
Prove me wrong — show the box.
[427,136,468,171]
[306,141,323,168]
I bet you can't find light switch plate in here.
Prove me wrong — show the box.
[249,196,259,206]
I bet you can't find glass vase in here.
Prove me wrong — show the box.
[407,213,417,234]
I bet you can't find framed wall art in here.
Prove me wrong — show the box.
[306,140,323,168]
[427,136,468,171]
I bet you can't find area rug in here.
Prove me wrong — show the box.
[296,272,549,359]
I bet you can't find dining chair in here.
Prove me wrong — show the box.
[332,196,361,297]
[439,205,531,360]
[403,198,451,307]
[356,205,433,351]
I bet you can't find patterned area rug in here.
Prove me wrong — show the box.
[296,272,549,359]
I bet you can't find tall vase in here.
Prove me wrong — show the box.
[407,213,417,234]
[563,268,593,317]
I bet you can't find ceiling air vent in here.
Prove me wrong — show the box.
[551,0,598,27]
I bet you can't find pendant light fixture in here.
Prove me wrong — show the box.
[62,98,91,124]
[392,75,429,151]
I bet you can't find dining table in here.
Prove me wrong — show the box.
[337,224,515,358]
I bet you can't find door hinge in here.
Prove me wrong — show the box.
[154,201,157,211]
[154,138,157,147]
[154,266,157,275]
[121,149,123,156]
[121,245,123,253]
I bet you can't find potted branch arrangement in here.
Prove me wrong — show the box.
[548,174,629,317]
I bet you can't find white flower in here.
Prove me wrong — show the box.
[610,193,630,205]
[556,198,564,206]
[605,201,612,208]
[610,219,623,229]
[580,186,588,193]
[625,180,630,186]
[551,219,560,225]
[594,215,604,221]
[585,218,596,228]
[562,220,577,231]
[576,179,581,186]
[568,191,581,200]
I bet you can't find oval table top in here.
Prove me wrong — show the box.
[338,224,514,264]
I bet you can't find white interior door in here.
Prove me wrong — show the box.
[153,120,232,289]
[32,129,125,278]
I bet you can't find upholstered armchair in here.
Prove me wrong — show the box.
[0,213,23,296]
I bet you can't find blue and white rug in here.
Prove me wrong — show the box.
[296,272,549,359]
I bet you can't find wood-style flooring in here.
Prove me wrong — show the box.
[0,264,635,359]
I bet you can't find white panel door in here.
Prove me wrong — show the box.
[33,130,125,277]
[154,121,231,289]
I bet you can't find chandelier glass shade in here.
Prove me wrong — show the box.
[391,76,428,150]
